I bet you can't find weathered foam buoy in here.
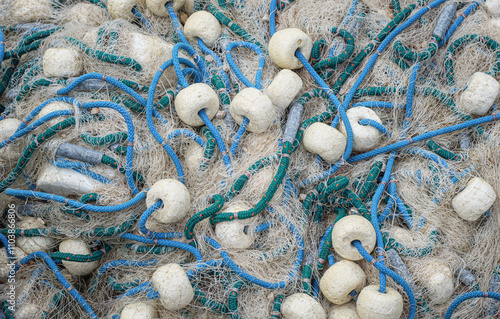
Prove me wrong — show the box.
[338,107,383,153]
[43,48,84,78]
[125,31,185,84]
[452,177,497,221]
[59,239,100,276]
[320,260,366,305]
[356,285,403,319]
[175,83,219,127]
[183,11,222,48]
[268,28,313,69]
[17,217,54,254]
[107,0,145,21]
[151,263,194,311]
[120,302,158,319]
[484,0,500,17]
[458,72,500,116]
[331,215,376,261]
[13,0,52,22]
[0,119,23,162]
[147,0,185,16]
[419,260,454,305]
[184,142,205,173]
[264,69,303,112]
[65,2,108,26]
[281,293,327,319]
[146,179,191,224]
[215,203,255,249]
[229,87,276,133]
[329,301,360,319]
[303,122,346,163]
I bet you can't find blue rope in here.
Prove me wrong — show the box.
[298,0,448,186]
[353,241,416,319]
[146,59,187,183]
[197,38,232,93]
[269,0,277,36]
[346,113,500,164]
[201,206,303,289]
[198,109,233,175]
[352,101,404,109]
[438,1,480,48]
[358,119,389,135]
[225,41,266,89]
[56,73,169,124]
[120,233,203,261]
[52,157,93,169]
[0,110,74,149]
[229,116,249,157]
[138,200,185,239]
[5,188,147,212]
[168,129,206,147]
[172,43,209,87]
[131,6,153,30]
[166,2,190,45]
[14,96,77,133]
[254,221,273,233]
[15,251,98,318]
[0,26,4,67]
[116,281,156,299]
[445,291,500,319]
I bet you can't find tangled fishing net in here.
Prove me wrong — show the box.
[0,0,500,318]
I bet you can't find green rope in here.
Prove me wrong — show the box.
[313,28,355,72]
[228,281,245,319]
[426,139,462,161]
[81,132,128,146]
[0,115,97,193]
[65,37,143,71]
[331,4,416,94]
[49,242,111,262]
[270,294,284,319]
[317,207,347,271]
[185,195,224,245]
[211,142,292,224]
[200,127,217,171]
[393,35,440,68]
[445,34,500,86]
[107,275,141,292]
[125,243,176,254]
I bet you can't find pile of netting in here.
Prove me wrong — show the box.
[1,0,500,318]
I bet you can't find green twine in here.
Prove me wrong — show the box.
[426,139,462,161]
[81,132,128,146]
[185,195,224,245]
[49,242,111,262]
[270,294,284,319]
[313,28,356,72]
